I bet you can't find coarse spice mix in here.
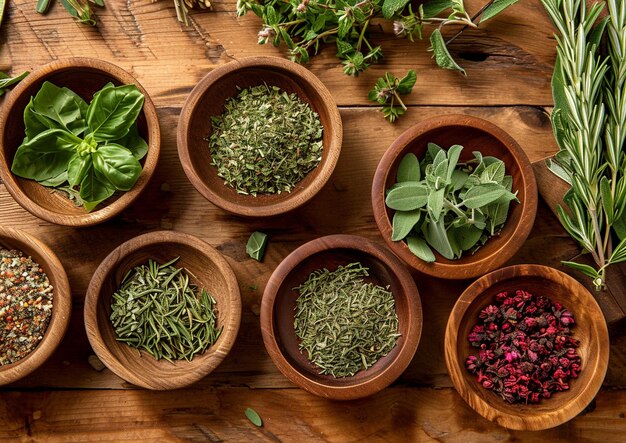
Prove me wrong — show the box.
[0,248,53,366]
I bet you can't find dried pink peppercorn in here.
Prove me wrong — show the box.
[464,290,581,404]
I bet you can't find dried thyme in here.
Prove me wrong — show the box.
[294,262,400,378]
[208,84,323,196]
[0,248,53,366]
[110,257,222,362]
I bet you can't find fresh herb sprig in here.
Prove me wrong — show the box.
[386,144,518,262]
[37,0,105,26]
[0,71,29,97]
[237,0,519,76]
[11,81,147,211]
[543,0,626,289]
[368,70,416,122]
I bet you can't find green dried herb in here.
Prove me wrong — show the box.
[386,144,518,261]
[110,257,222,362]
[294,262,400,378]
[244,407,263,427]
[246,231,268,262]
[208,84,323,196]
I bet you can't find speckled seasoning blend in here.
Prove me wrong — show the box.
[0,248,53,366]
[465,290,581,404]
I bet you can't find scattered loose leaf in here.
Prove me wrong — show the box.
[245,408,263,427]
[247,231,268,262]
[429,28,466,75]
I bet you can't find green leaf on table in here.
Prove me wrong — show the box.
[245,407,263,427]
[429,28,466,75]
[613,212,626,241]
[479,0,519,23]
[110,122,148,160]
[462,183,507,208]
[386,182,429,210]
[392,209,422,241]
[406,235,435,262]
[382,0,411,19]
[0,70,29,96]
[79,162,116,211]
[32,81,88,135]
[11,129,80,181]
[87,84,144,141]
[397,69,417,94]
[246,232,268,262]
[422,0,455,18]
[92,143,142,191]
[397,153,420,182]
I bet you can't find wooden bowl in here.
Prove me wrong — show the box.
[0,227,71,385]
[444,264,609,430]
[372,114,538,279]
[177,56,342,217]
[261,234,422,400]
[84,231,241,390]
[0,57,160,227]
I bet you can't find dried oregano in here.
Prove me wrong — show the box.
[208,84,323,196]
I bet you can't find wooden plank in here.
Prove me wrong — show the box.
[0,0,557,107]
[1,387,625,441]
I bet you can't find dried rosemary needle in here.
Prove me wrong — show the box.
[293,262,400,378]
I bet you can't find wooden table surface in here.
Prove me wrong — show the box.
[1,0,626,441]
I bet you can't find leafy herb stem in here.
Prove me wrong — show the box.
[446,0,497,45]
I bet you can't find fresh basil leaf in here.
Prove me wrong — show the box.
[32,81,88,135]
[385,182,429,210]
[24,98,51,140]
[38,171,68,187]
[246,231,268,262]
[429,28,466,75]
[428,188,445,222]
[397,153,420,182]
[92,143,142,191]
[68,152,93,187]
[479,0,519,23]
[406,235,436,262]
[463,183,507,208]
[110,123,148,160]
[423,216,455,259]
[0,70,28,96]
[79,162,115,211]
[87,84,144,141]
[396,70,417,95]
[11,129,80,181]
[392,209,422,241]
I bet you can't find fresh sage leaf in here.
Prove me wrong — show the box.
[480,160,506,184]
[429,28,466,75]
[11,129,80,181]
[406,235,435,262]
[92,143,142,191]
[246,232,268,262]
[397,153,420,182]
[392,209,422,241]
[452,224,483,251]
[385,182,429,210]
[423,216,455,260]
[382,0,411,19]
[427,188,445,222]
[479,0,519,23]
[462,183,507,208]
[87,84,144,141]
[446,144,463,181]
[245,408,263,427]
[451,169,469,191]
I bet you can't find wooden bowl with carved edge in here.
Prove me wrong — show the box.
[84,231,241,390]
[261,234,422,400]
[0,227,71,385]
[445,264,609,430]
[371,114,538,280]
[0,57,160,227]
[177,56,342,217]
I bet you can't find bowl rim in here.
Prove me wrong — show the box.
[0,226,71,385]
[83,230,242,390]
[444,264,610,430]
[371,114,538,279]
[261,234,423,400]
[0,57,161,227]
[177,55,342,217]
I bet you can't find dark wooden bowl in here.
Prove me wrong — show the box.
[177,56,342,217]
[372,115,538,279]
[444,264,609,430]
[0,58,160,227]
[261,234,422,400]
[0,227,71,385]
[84,231,241,390]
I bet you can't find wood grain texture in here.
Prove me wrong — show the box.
[0,227,71,385]
[0,57,161,226]
[372,114,538,279]
[445,264,610,430]
[261,234,422,400]
[177,56,342,216]
[84,230,241,390]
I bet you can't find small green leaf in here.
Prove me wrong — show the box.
[480,160,506,184]
[385,182,429,210]
[479,0,519,23]
[423,216,455,259]
[246,232,268,262]
[451,224,483,251]
[429,28,466,75]
[38,171,68,187]
[396,70,417,95]
[406,235,435,262]
[427,188,445,222]
[0,70,28,94]
[451,169,469,190]
[397,153,420,182]
[445,144,463,181]
[600,176,614,224]
[67,152,93,187]
[561,261,600,279]
[245,407,263,427]
[381,0,411,19]
[392,209,422,241]
[462,183,507,208]
[80,162,116,212]
[422,0,455,18]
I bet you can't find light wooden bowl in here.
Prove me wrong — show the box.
[445,264,609,430]
[84,231,241,390]
[0,227,71,385]
[0,57,160,227]
[177,56,342,217]
[261,234,422,400]
[372,114,538,280]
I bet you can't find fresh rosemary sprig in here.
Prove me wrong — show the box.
[543,0,626,289]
